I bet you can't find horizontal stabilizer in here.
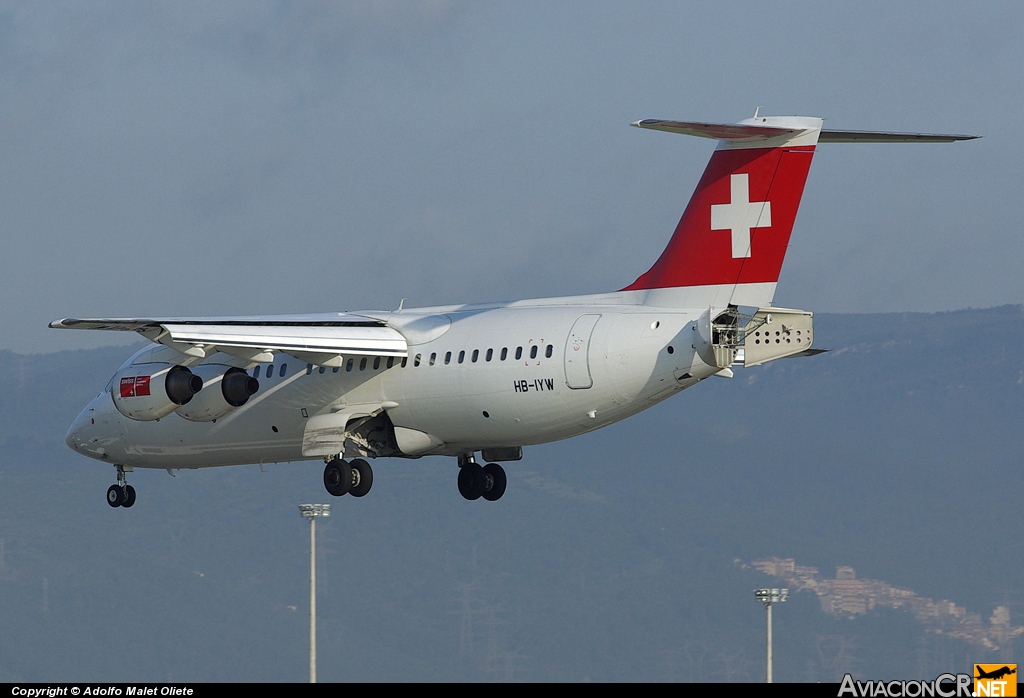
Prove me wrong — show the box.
[631,119,800,141]
[783,348,829,359]
[633,119,979,144]
[819,130,979,143]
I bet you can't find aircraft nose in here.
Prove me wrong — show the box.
[65,411,89,451]
[66,393,127,462]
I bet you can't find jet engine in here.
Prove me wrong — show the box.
[111,364,203,421]
[175,366,259,422]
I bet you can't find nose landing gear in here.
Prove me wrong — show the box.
[106,465,136,508]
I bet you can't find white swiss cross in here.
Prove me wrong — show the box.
[710,173,772,259]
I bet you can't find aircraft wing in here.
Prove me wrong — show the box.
[50,314,409,366]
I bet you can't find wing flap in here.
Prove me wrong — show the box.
[160,323,407,357]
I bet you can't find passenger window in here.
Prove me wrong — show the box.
[501,347,507,361]
[530,346,538,359]
[359,357,367,371]
[387,357,395,369]
[545,344,553,358]
[472,349,479,363]
[306,364,313,375]
[373,357,381,370]
[346,358,354,372]
[515,347,522,360]
[332,366,339,373]
[280,363,287,377]
[267,364,274,377]
[444,351,452,365]
[458,350,465,364]
[254,366,261,378]
[319,366,327,374]
[414,354,421,367]
[429,352,436,366]
[486,348,493,362]
[401,357,408,368]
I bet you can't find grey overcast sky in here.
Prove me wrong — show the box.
[2,1,1021,353]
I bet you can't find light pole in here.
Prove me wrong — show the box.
[299,503,331,683]
[755,587,788,683]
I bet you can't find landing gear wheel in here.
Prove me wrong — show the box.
[349,459,373,497]
[324,458,352,497]
[458,463,485,501]
[481,463,507,501]
[122,485,137,508]
[107,485,124,507]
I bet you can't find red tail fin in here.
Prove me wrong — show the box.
[623,117,822,304]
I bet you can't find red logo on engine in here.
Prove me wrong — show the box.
[120,377,136,398]
[119,376,151,398]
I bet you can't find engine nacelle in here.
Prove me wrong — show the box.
[111,364,203,421]
[175,366,259,422]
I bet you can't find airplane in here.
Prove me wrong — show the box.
[54,112,977,508]
[975,666,1017,681]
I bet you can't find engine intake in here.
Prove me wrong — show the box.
[111,364,203,421]
[222,368,260,407]
[175,366,259,422]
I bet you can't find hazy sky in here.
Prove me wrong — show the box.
[2,1,1021,353]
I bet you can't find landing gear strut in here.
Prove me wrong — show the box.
[323,457,373,498]
[107,465,136,508]
[457,455,506,501]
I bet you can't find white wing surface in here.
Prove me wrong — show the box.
[50,313,408,366]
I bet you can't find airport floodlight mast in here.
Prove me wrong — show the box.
[299,503,330,683]
[755,587,788,683]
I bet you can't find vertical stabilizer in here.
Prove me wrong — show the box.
[623,116,823,308]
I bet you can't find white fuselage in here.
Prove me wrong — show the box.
[67,294,721,470]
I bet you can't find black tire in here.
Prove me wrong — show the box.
[106,484,123,507]
[323,458,351,497]
[122,485,137,508]
[349,459,373,497]
[457,463,485,501]
[481,463,507,501]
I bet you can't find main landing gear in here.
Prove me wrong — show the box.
[323,457,373,498]
[457,455,506,502]
[106,465,136,508]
